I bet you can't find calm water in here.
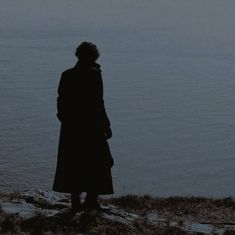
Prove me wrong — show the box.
[0,29,235,197]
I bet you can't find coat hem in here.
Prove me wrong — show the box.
[52,187,114,195]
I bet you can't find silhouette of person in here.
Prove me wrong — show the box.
[53,42,114,212]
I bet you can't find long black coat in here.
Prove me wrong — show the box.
[53,62,113,194]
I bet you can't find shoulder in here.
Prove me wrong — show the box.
[90,63,102,73]
[61,67,76,77]
[58,68,76,88]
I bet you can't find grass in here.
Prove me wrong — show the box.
[0,193,235,234]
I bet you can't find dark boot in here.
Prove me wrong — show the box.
[83,193,101,211]
[71,193,82,212]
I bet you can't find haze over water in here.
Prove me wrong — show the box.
[0,0,235,197]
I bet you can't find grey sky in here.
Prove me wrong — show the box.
[1,1,234,30]
[1,1,235,52]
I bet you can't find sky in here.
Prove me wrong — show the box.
[1,0,235,55]
[1,1,235,33]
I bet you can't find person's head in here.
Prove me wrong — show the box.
[75,41,100,63]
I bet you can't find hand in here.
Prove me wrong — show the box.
[57,113,62,122]
[105,127,112,139]
[109,157,114,168]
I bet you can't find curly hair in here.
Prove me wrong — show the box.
[75,41,100,62]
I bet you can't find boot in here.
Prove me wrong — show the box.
[83,193,101,211]
[71,193,82,213]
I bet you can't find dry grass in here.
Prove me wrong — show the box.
[1,193,235,234]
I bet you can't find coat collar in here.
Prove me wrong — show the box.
[75,61,101,69]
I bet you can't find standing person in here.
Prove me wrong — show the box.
[53,42,114,212]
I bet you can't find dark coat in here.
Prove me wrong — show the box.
[53,61,113,194]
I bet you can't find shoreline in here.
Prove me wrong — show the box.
[0,189,235,234]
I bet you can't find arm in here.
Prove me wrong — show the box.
[57,73,65,122]
[96,71,112,139]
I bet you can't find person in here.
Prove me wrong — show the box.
[53,42,114,212]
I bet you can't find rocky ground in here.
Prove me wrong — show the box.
[0,190,235,234]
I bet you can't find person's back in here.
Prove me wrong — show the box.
[57,63,104,127]
[53,42,114,212]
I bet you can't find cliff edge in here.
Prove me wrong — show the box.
[0,190,235,234]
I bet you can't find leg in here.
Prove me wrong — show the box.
[71,192,82,212]
[83,192,100,210]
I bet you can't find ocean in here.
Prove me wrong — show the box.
[0,27,235,197]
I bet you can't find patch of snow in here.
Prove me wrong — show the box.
[101,205,139,225]
[22,189,70,209]
[1,200,61,219]
[147,211,166,224]
[1,202,37,219]
[183,221,232,235]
